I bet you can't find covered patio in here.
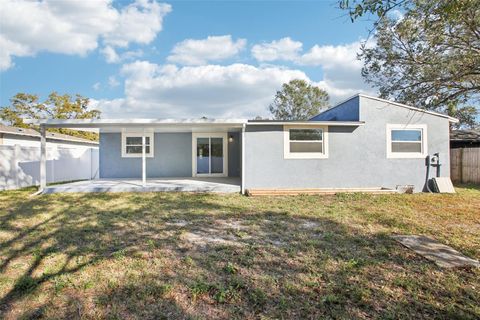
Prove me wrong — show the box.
[27,118,247,194]
[42,177,241,194]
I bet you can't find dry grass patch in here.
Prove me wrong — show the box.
[0,186,479,319]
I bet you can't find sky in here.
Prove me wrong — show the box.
[0,0,377,119]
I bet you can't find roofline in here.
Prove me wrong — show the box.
[0,128,98,145]
[311,93,459,123]
[26,118,249,128]
[357,94,459,122]
[247,121,365,126]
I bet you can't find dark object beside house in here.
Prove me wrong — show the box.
[450,130,480,185]
[450,129,480,148]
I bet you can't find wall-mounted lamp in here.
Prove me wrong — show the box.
[228,135,234,143]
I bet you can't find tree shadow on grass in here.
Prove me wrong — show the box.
[0,192,478,319]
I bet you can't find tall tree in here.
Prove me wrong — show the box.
[340,0,480,128]
[269,79,329,120]
[0,92,101,140]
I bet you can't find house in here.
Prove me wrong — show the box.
[0,124,98,148]
[30,94,458,194]
[450,129,480,148]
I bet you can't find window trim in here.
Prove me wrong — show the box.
[284,125,329,159]
[121,131,154,158]
[386,124,427,159]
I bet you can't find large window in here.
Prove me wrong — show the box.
[121,132,154,158]
[386,124,427,158]
[284,126,328,159]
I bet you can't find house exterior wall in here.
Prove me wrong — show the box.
[99,132,241,178]
[228,132,241,177]
[244,96,451,192]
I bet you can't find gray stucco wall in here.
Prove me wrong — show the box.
[244,96,451,192]
[100,132,241,178]
[100,132,192,178]
[228,132,241,177]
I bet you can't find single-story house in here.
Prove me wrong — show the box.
[31,94,458,194]
[450,129,480,148]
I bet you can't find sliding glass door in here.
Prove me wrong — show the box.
[193,133,228,177]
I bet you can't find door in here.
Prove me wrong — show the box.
[192,133,228,177]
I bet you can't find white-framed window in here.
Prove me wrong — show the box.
[284,125,328,159]
[386,124,427,158]
[121,132,154,158]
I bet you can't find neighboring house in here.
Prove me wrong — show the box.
[0,124,98,148]
[32,94,458,193]
[450,129,480,148]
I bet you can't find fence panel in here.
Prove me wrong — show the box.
[450,147,480,184]
[0,145,99,190]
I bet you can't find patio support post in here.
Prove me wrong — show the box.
[142,132,146,187]
[241,123,246,194]
[39,124,47,191]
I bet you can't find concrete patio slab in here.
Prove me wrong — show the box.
[42,177,241,194]
[392,235,480,268]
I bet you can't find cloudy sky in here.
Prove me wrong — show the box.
[0,0,377,119]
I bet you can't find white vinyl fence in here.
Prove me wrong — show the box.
[0,145,99,190]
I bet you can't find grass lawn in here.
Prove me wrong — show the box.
[0,186,479,319]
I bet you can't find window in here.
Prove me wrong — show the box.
[284,126,328,159]
[121,132,154,158]
[386,124,427,158]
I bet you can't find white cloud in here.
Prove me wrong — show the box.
[93,61,310,118]
[0,0,171,70]
[251,38,376,101]
[108,76,120,88]
[251,37,303,62]
[103,0,171,47]
[298,42,364,70]
[101,46,121,64]
[167,35,247,65]
[93,82,101,91]
[101,46,144,64]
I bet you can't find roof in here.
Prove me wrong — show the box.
[27,118,364,129]
[247,120,365,126]
[26,118,248,128]
[450,129,480,142]
[312,94,459,123]
[0,124,98,145]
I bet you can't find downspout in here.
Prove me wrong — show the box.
[241,123,246,195]
[425,155,432,193]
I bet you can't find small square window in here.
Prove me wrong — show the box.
[121,132,154,158]
[387,125,427,158]
[284,126,328,159]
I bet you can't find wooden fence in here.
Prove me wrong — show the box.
[450,147,480,184]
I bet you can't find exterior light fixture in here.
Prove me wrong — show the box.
[228,135,234,143]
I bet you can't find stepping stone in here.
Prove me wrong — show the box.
[392,235,480,268]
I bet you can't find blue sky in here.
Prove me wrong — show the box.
[0,0,376,118]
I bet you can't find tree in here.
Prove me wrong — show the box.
[340,0,479,128]
[269,80,329,120]
[0,92,101,140]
